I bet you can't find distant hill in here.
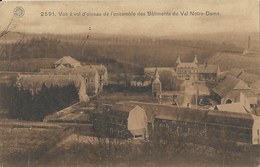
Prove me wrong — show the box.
[0,32,258,74]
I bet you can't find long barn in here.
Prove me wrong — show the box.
[92,101,259,145]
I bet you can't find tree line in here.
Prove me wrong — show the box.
[0,84,79,121]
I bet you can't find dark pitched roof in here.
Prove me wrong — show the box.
[228,69,260,85]
[198,64,219,74]
[212,76,250,97]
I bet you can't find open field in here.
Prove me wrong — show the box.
[0,119,73,167]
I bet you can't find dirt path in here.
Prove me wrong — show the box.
[181,80,196,107]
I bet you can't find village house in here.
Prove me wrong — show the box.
[211,76,257,110]
[16,74,89,102]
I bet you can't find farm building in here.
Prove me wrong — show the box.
[92,101,259,145]
[40,66,99,94]
[92,104,131,139]
[211,76,257,110]
[145,102,254,144]
[16,74,89,102]
[44,56,108,93]
[228,69,260,94]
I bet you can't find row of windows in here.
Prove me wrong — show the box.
[177,70,198,73]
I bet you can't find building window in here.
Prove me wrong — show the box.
[257,129,259,136]
[90,79,94,83]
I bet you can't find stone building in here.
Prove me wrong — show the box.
[175,55,220,82]
[16,74,89,102]
[175,56,199,81]
[40,66,99,94]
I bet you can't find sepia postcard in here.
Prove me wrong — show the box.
[0,0,260,167]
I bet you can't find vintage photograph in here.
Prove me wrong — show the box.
[0,1,260,167]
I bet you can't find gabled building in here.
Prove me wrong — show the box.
[54,56,82,68]
[175,56,199,81]
[228,69,260,94]
[211,76,257,109]
[16,74,89,102]
[198,64,220,81]
[40,66,99,94]
[127,105,148,139]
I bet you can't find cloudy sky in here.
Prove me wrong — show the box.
[0,0,259,36]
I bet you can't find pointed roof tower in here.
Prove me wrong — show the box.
[176,56,181,66]
[193,55,198,64]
